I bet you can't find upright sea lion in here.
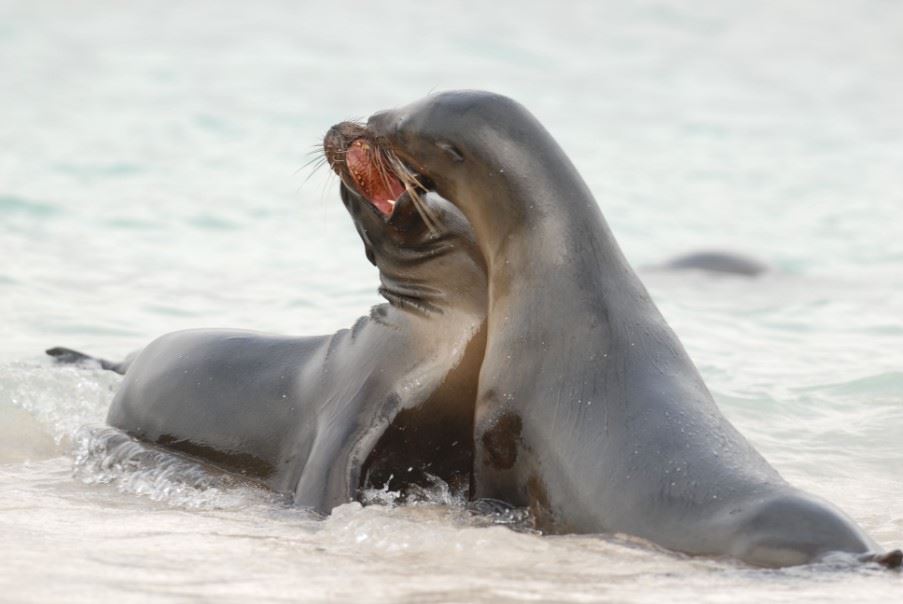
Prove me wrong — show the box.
[49,125,487,509]
[365,90,899,567]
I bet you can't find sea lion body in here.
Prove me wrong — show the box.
[368,90,889,566]
[102,184,486,510]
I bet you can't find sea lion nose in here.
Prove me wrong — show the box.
[323,126,343,166]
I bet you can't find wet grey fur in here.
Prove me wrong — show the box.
[368,90,893,567]
[53,189,486,512]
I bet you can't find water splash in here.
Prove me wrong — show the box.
[359,471,464,508]
[0,361,117,446]
[71,425,286,510]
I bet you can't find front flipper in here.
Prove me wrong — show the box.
[292,397,399,513]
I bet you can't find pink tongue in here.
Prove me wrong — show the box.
[345,140,406,216]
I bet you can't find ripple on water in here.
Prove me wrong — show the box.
[806,371,903,397]
[0,194,61,216]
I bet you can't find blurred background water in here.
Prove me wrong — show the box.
[1,1,902,602]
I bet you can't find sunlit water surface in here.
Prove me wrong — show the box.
[2,1,902,602]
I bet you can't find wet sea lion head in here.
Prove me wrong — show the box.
[362,91,576,266]
[323,120,486,317]
[364,91,532,190]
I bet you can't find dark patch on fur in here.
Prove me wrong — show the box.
[480,412,522,470]
[359,325,484,500]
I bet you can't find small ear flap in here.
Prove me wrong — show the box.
[436,141,464,163]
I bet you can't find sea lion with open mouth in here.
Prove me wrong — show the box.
[48,125,487,509]
[364,90,900,568]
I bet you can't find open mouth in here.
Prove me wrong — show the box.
[343,138,406,217]
[324,122,438,229]
[323,123,413,218]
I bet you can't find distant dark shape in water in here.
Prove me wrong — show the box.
[658,250,768,277]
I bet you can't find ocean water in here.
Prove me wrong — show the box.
[2,0,902,602]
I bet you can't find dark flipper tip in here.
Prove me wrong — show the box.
[874,549,903,569]
[46,346,91,363]
[46,346,128,374]
[862,549,903,569]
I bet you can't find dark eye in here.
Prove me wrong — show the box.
[436,141,464,162]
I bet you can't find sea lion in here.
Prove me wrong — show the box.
[364,90,899,567]
[658,251,767,277]
[49,126,487,509]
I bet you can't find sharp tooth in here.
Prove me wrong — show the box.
[387,199,396,208]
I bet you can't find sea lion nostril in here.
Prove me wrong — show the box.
[323,128,346,165]
[324,125,342,143]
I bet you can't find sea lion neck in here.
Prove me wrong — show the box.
[444,133,636,300]
[375,241,480,318]
[337,182,485,318]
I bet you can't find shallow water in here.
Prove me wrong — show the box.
[2,0,902,601]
